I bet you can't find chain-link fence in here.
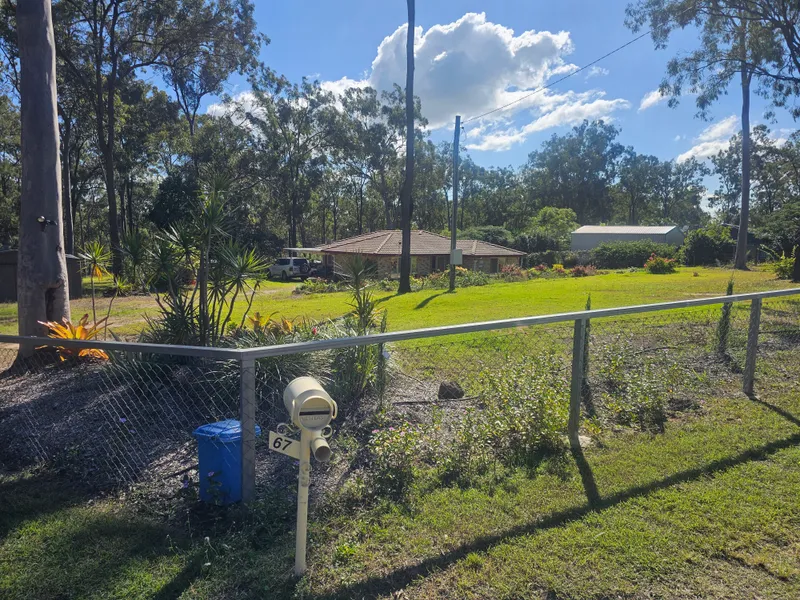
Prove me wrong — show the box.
[1,289,798,502]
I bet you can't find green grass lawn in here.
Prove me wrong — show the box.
[3,376,799,598]
[0,267,795,337]
[2,267,799,599]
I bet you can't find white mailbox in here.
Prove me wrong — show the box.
[283,376,337,431]
[279,376,339,575]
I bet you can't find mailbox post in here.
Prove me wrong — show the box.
[276,376,338,575]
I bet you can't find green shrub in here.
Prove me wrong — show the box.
[680,224,735,266]
[450,355,569,477]
[460,226,514,247]
[367,415,441,498]
[715,279,735,356]
[513,229,561,253]
[602,361,669,431]
[591,241,678,269]
[769,248,796,280]
[524,250,590,268]
[644,254,678,274]
[328,255,388,402]
[293,277,346,294]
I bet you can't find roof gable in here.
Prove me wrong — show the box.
[318,230,524,257]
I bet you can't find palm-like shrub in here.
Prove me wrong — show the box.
[77,241,111,325]
[142,173,268,346]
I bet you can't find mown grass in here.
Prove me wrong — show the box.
[6,379,792,599]
[1,269,799,599]
[0,267,795,336]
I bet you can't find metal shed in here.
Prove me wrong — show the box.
[570,226,684,251]
[0,250,82,302]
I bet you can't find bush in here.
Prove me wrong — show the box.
[591,241,678,269]
[524,250,590,268]
[680,224,735,266]
[769,248,796,280]
[450,355,568,476]
[571,264,597,277]
[460,226,514,247]
[513,229,561,253]
[644,254,678,274]
[294,277,346,294]
[367,414,441,498]
[499,264,528,281]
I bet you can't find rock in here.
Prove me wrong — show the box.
[438,381,464,400]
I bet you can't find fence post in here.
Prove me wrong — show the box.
[568,318,587,448]
[240,356,256,503]
[743,298,762,395]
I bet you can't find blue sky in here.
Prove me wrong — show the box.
[214,1,797,174]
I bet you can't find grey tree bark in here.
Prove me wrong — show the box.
[735,19,752,270]
[398,0,415,294]
[16,0,71,355]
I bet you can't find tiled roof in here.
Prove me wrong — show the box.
[319,230,525,257]
[573,225,679,235]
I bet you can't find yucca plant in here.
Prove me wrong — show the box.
[77,241,111,325]
[38,314,109,362]
[141,172,269,347]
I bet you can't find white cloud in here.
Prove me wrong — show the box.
[466,91,629,151]
[638,89,666,112]
[695,115,739,143]
[320,12,628,150]
[207,91,261,126]
[677,115,739,162]
[673,134,683,141]
[586,66,609,79]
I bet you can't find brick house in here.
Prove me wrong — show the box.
[318,230,525,277]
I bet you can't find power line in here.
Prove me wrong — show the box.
[461,5,695,127]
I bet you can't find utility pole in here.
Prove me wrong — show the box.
[449,115,460,292]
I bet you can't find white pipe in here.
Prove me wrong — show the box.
[295,428,312,575]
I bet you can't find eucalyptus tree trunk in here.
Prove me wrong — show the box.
[735,17,752,270]
[398,0,415,294]
[16,0,71,356]
[61,120,74,255]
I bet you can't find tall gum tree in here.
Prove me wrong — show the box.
[626,0,785,269]
[16,0,70,354]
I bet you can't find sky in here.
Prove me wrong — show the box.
[211,0,798,178]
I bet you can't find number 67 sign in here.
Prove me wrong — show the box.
[268,430,300,459]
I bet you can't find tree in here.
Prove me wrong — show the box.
[0,94,20,247]
[530,207,579,241]
[398,0,415,294]
[616,150,660,225]
[162,0,264,138]
[243,71,337,247]
[626,0,786,269]
[50,0,259,276]
[16,0,70,352]
[653,158,708,225]
[523,120,623,223]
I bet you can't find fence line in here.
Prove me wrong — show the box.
[1,287,798,503]
[2,287,799,359]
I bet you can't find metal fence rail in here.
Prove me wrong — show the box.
[1,287,798,502]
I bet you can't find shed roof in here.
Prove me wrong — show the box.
[318,230,525,257]
[572,225,679,235]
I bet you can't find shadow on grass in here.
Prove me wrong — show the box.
[308,427,800,599]
[0,469,89,538]
[414,291,452,310]
[570,445,601,507]
[747,393,800,427]
[0,468,202,600]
